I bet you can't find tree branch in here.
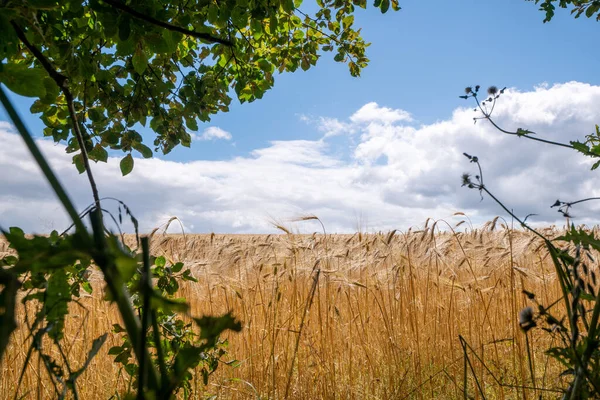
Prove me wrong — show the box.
[11,22,102,211]
[99,0,233,46]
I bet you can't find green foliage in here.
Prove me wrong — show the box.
[571,124,600,170]
[523,228,600,399]
[0,63,47,97]
[527,0,600,22]
[109,252,241,398]
[0,0,399,175]
[0,85,241,399]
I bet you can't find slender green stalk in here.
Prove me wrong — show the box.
[151,308,168,385]
[459,336,486,399]
[524,333,536,395]
[138,237,152,399]
[462,336,468,400]
[88,211,160,393]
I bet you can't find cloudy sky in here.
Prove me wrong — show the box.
[1,1,600,234]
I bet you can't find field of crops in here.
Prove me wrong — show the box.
[0,220,572,399]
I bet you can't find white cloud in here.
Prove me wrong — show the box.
[298,115,355,138]
[350,102,413,124]
[318,117,355,137]
[193,126,232,141]
[2,82,600,234]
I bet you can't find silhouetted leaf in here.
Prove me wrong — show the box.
[120,154,134,176]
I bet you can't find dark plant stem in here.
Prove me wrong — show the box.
[151,308,168,384]
[88,210,161,392]
[138,237,152,399]
[486,115,574,149]
[478,184,575,331]
[459,335,487,399]
[524,332,537,395]
[473,95,575,150]
[570,283,600,398]
[462,337,468,400]
[65,91,102,209]
[566,196,600,206]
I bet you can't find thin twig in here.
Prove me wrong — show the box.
[472,94,576,150]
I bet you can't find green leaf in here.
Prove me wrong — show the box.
[98,10,119,38]
[185,117,199,131]
[283,0,294,12]
[171,346,204,389]
[70,334,108,381]
[194,313,242,348]
[82,281,93,294]
[0,63,47,98]
[132,142,152,158]
[120,153,134,176]
[115,254,137,283]
[182,269,198,282]
[300,58,310,71]
[89,143,108,163]
[40,77,60,104]
[25,0,59,9]
[155,256,166,268]
[72,153,86,174]
[516,128,534,137]
[46,268,71,341]
[342,15,354,29]
[380,0,390,13]
[8,226,24,238]
[1,255,18,266]
[349,61,360,77]
[114,351,131,364]
[250,19,263,39]
[132,48,148,75]
[172,262,184,273]
[118,15,131,41]
[571,141,591,155]
[145,34,170,54]
[586,4,600,18]
[150,293,189,313]
[108,346,122,355]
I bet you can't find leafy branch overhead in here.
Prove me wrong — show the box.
[0,0,399,173]
[527,0,600,22]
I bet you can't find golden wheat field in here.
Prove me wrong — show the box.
[0,219,581,399]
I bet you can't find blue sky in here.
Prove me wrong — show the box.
[4,0,599,161]
[2,1,600,233]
